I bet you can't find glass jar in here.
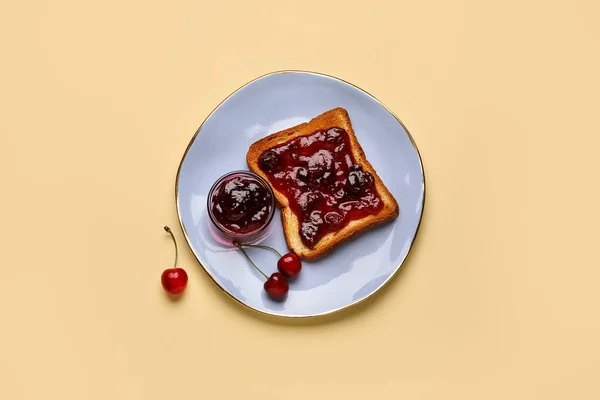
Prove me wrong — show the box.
[207,170,275,244]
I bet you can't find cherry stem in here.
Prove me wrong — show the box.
[233,242,268,279]
[164,226,178,269]
[237,243,282,258]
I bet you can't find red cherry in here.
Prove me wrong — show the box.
[264,272,289,299]
[161,268,188,295]
[162,226,188,295]
[233,241,293,300]
[277,253,302,277]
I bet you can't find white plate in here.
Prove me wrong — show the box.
[176,71,425,318]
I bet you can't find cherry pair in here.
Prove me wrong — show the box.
[233,241,302,300]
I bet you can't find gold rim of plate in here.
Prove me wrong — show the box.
[174,70,427,319]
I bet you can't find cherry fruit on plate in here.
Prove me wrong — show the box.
[233,241,302,299]
[263,272,289,298]
[277,252,302,278]
[161,226,188,295]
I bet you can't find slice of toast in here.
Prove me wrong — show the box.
[246,107,399,260]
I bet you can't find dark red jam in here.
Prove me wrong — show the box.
[209,174,274,236]
[258,127,383,248]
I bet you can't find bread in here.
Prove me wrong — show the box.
[246,107,399,260]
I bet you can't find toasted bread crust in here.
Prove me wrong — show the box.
[247,108,399,260]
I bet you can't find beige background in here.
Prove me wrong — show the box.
[1,0,599,399]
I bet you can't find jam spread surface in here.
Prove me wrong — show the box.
[210,176,273,234]
[258,127,383,248]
